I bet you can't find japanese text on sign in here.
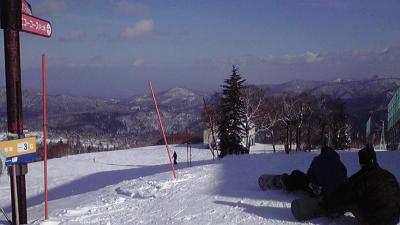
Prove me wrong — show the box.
[0,137,36,158]
[21,14,52,37]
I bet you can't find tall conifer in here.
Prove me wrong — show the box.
[218,65,246,157]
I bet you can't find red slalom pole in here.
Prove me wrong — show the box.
[148,80,176,178]
[42,54,49,219]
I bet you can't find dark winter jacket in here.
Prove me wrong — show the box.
[322,163,400,225]
[307,147,347,195]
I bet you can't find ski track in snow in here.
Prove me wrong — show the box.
[53,166,217,225]
[1,144,399,225]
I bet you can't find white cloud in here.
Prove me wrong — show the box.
[59,31,84,42]
[36,0,65,16]
[121,19,154,38]
[133,58,145,67]
[303,51,323,63]
[232,51,324,65]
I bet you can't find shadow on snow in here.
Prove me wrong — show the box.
[3,158,217,214]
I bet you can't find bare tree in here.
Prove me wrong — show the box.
[301,94,319,151]
[256,96,282,152]
[278,94,302,152]
[241,85,264,150]
[203,96,219,159]
[317,95,351,149]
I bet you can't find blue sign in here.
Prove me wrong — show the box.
[5,152,37,166]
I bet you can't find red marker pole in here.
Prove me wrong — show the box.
[148,81,176,178]
[42,54,48,219]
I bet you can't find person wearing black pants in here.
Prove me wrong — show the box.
[173,151,178,165]
[282,147,347,197]
[321,145,400,225]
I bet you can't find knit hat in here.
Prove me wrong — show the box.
[358,145,377,165]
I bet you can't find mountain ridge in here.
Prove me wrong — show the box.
[0,77,399,148]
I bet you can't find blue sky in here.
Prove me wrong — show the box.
[1,0,400,97]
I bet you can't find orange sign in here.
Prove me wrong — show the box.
[0,137,36,158]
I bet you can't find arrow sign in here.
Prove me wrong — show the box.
[21,13,52,37]
[22,0,32,15]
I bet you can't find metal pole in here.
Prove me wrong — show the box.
[42,54,49,220]
[148,81,176,178]
[12,165,19,225]
[189,129,192,167]
[186,128,189,167]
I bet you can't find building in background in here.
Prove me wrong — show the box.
[366,116,374,145]
[387,87,400,150]
[203,127,256,150]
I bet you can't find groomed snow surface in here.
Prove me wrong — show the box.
[0,144,399,225]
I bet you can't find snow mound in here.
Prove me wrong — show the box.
[115,179,168,199]
[55,196,127,224]
[115,176,190,199]
[62,206,94,217]
[39,220,61,225]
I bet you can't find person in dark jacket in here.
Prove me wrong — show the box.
[322,145,400,225]
[282,146,347,196]
[173,151,178,165]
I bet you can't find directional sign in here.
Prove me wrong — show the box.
[22,0,32,15]
[5,153,36,166]
[21,13,52,37]
[0,137,36,158]
[0,137,37,166]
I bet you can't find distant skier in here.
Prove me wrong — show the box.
[321,145,400,225]
[173,151,177,165]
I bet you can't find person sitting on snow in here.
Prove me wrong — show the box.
[281,146,347,196]
[321,145,400,225]
[259,146,347,196]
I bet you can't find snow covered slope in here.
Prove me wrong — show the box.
[0,144,399,225]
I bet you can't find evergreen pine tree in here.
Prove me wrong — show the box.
[218,65,246,158]
[327,97,351,150]
[336,123,351,150]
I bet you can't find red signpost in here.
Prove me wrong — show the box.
[1,0,52,224]
[148,81,176,179]
[42,54,49,220]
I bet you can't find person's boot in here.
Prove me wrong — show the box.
[281,173,289,191]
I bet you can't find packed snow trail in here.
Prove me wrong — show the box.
[0,144,399,225]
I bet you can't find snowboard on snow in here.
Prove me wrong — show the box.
[258,174,284,190]
[291,197,325,221]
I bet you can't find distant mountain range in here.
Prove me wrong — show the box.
[0,76,399,148]
[264,76,400,136]
[264,75,400,100]
[0,87,207,148]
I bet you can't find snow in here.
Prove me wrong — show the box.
[0,144,399,225]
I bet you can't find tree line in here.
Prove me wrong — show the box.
[205,65,351,157]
